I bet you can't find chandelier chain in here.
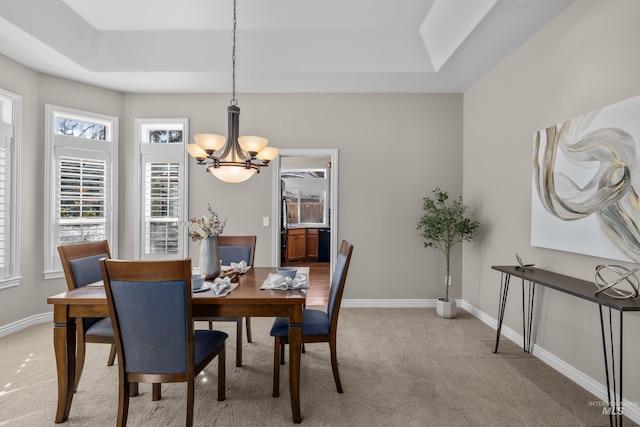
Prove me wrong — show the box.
[231,0,237,106]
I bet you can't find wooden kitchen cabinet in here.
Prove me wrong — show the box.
[306,228,319,259]
[285,228,319,262]
[286,228,307,262]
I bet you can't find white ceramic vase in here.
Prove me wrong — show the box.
[199,236,221,280]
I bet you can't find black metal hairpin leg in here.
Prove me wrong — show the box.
[522,279,535,353]
[599,306,624,427]
[494,272,511,353]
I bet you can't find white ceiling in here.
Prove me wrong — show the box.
[0,0,574,94]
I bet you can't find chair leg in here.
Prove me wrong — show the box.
[280,343,285,365]
[129,382,138,397]
[273,338,281,397]
[75,332,87,392]
[107,344,116,366]
[235,318,243,367]
[152,383,162,401]
[208,320,213,330]
[245,317,253,343]
[218,342,226,401]
[329,337,343,393]
[186,378,195,427]
[118,381,131,427]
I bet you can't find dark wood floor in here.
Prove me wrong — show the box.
[282,261,330,306]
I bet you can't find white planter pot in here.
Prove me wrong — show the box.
[436,298,457,319]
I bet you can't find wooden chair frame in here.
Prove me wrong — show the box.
[272,240,354,397]
[200,235,256,367]
[100,258,226,427]
[58,240,116,391]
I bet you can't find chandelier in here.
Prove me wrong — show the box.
[186,0,278,183]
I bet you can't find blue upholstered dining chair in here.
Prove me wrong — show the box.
[198,235,256,367]
[58,240,116,392]
[270,240,354,397]
[100,258,227,427]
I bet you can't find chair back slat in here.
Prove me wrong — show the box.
[327,240,354,325]
[109,279,188,374]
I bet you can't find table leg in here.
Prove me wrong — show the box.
[494,273,511,353]
[522,280,535,353]
[53,305,76,423]
[599,307,624,427]
[289,304,303,424]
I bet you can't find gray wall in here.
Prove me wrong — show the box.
[124,93,464,300]
[0,55,126,327]
[464,0,640,407]
[0,64,463,327]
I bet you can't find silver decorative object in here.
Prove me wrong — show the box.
[199,236,221,280]
[594,265,640,299]
[515,253,534,271]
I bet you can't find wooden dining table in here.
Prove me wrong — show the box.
[47,267,307,424]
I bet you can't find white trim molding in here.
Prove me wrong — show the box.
[342,298,457,308]
[0,312,52,337]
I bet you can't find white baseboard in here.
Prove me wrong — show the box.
[342,298,437,308]
[342,298,462,308]
[3,300,639,424]
[0,312,52,337]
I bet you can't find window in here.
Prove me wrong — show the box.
[0,89,21,288]
[134,119,188,260]
[44,105,118,278]
[281,168,329,227]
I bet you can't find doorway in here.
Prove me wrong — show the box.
[271,149,338,275]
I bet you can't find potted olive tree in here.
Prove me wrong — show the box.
[417,187,480,318]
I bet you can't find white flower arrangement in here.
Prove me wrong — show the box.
[188,204,226,242]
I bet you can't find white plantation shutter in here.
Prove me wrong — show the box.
[0,139,9,278]
[0,88,20,288]
[58,156,107,243]
[134,118,188,260]
[144,162,180,254]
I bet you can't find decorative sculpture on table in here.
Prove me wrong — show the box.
[515,253,535,271]
[593,264,640,299]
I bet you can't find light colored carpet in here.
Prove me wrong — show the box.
[0,308,635,426]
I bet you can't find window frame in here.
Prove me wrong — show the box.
[0,88,21,289]
[133,118,189,260]
[44,105,118,279]
[281,167,330,228]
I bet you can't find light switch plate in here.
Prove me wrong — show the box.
[262,217,270,227]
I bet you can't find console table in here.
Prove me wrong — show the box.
[492,265,640,427]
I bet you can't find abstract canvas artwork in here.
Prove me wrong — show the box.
[531,95,640,263]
